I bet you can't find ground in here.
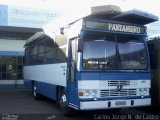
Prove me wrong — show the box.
[0,89,159,120]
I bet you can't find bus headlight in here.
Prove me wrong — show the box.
[143,88,148,94]
[139,88,149,95]
[139,88,143,95]
[78,89,98,98]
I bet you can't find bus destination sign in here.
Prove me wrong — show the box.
[85,21,146,34]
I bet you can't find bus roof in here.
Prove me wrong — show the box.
[110,9,158,25]
[43,5,158,35]
[25,32,46,46]
[84,9,158,25]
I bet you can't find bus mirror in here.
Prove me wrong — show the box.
[78,39,84,52]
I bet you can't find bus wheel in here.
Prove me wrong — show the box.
[58,89,72,115]
[33,83,40,100]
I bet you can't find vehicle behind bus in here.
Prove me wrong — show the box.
[147,35,160,108]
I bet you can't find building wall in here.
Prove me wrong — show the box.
[0,4,61,28]
[0,4,62,88]
[0,39,25,52]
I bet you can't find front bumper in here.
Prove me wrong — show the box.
[80,98,151,110]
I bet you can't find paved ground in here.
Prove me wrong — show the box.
[0,89,159,120]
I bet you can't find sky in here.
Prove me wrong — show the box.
[0,0,160,36]
[0,0,160,16]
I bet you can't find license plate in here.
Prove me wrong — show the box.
[115,101,126,106]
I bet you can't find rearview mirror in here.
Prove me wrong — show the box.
[77,39,84,52]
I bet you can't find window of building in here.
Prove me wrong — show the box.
[0,56,23,80]
[0,31,33,40]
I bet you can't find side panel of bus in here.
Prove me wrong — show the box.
[23,36,68,101]
[24,63,67,100]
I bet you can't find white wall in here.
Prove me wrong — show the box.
[0,39,26,52]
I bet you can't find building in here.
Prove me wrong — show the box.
[0,4,61,88]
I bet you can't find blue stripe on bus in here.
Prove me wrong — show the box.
[35,81,57,100]
[77,72,151,80]
[24,80,33,89]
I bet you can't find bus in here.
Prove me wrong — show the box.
[23,5,158,113]
[147,34,160,108]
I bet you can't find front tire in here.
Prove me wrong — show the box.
[58,89,72,115]
[32,82,41,100]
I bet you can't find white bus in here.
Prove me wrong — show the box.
[23,5,158,114]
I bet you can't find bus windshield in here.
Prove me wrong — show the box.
[83,36,148,70]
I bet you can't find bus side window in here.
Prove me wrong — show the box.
[37,40,45,64]
[30,45,38,65]
[28,46,34,65]
[55,33,67,63]
[55,28,67,47]
[45,38,55,64]
[55,47,67,63]
[25,48,31,65]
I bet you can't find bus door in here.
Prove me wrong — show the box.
[67,38,78,108]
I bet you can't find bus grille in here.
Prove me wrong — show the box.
[108,80,136,86]
[100,89,137,97]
